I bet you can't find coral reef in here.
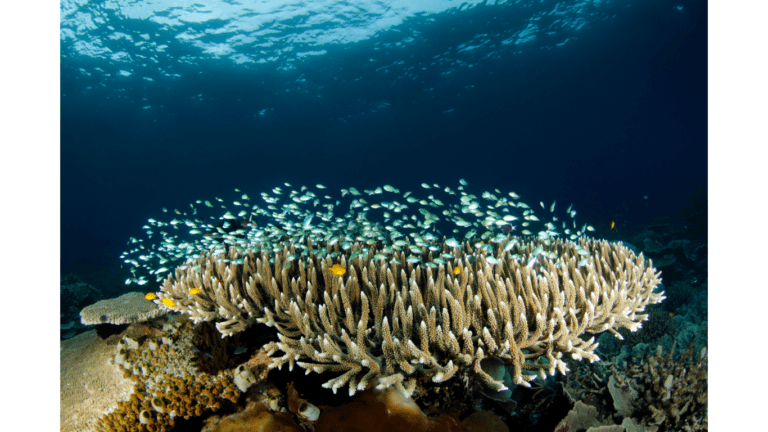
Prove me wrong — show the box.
[80,292,167,325]
[95,317,244,432]
[154,237,663,396]
[64,181,708,431]
[607,343,707,431]
[557,342,707,431]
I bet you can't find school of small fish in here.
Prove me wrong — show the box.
[120,180,595,287]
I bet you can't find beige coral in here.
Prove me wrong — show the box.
[61,330,137,432]
[80,291,167,325]
[157,237,663,396]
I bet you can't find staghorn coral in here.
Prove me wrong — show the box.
[154,236,663,396]
[607,342,707,431]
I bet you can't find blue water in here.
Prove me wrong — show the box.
[61,0,706,291]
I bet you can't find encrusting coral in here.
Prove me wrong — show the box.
[314,386,467,432]
[153,235,664,396]
[61,330,137,432]
[95,318,244,432]
[201,399,302,432]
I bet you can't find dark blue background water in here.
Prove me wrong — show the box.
[61,0,706,293]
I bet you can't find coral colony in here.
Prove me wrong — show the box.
[75,180,691,431]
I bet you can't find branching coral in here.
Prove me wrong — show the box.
[607,342,707,431]
[154,236,663,397]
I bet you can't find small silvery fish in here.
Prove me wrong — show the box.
[303,215,313,229]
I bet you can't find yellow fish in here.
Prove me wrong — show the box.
[189,288,202,295]
[162,298,175,308]
[144,292,157,300]
[453,266,461,275]
[610,221,615,230]
[329,264,346,276]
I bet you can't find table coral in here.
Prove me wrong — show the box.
[156,237,664,396]
[80,291,167,325]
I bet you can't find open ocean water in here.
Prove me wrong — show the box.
[59,0,708,431]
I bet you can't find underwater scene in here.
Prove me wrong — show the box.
[60,0,707,431]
